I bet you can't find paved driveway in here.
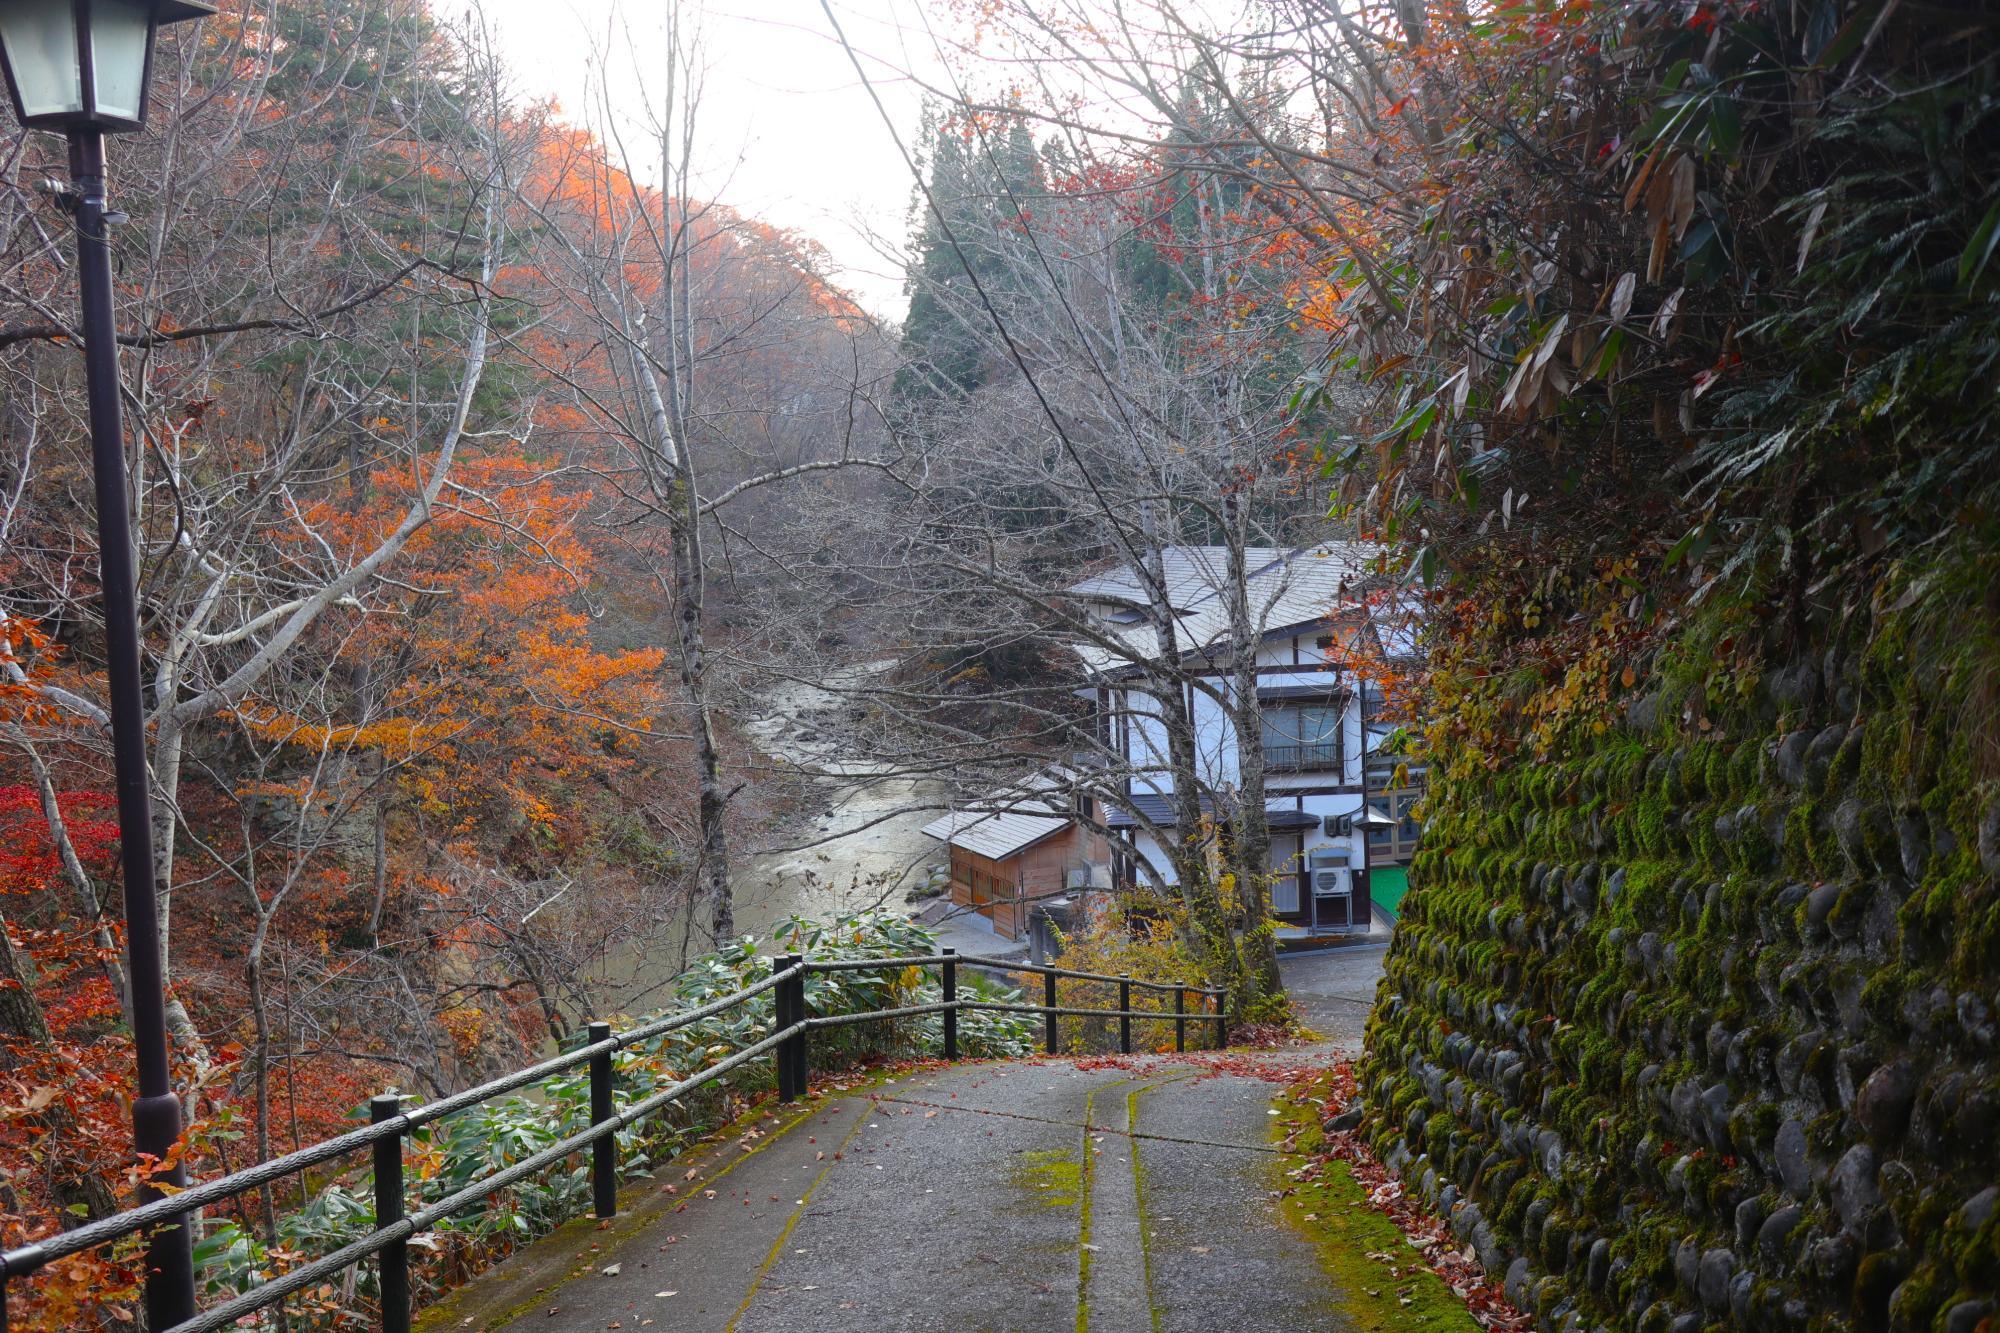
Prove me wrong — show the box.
[1278,942,1389,1052]
[423,1057,1364,1332]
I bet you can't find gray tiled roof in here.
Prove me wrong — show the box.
[920,769,1076,861]
[1066,543,1382,675]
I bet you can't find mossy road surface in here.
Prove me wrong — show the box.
[418,1053,1459,1332]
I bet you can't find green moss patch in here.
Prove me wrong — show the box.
[1272,1080,1482,1333]
[1013,1147,1085,1208]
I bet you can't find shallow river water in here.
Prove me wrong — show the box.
[728,664,946,941]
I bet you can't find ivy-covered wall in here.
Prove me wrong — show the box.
[1358,553,2000,1332]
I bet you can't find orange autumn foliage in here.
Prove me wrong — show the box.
[235,452,666,842]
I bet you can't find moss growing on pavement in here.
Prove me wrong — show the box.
[413,1091,836,1331]
[413,1065,919,1332]
[1272,1086,1481,1333]
[1013,1147,1085,1208]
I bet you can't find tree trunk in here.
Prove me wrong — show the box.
[626,327,735,945]
[245,918,286,1259]
[655,11,734,946]
[146,712,217,1101]
[1223,501,1281,1005]
[671,503,734,943]
[1135,504,1243,999]
[367,749,390,948]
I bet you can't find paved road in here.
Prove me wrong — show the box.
[1278,942,1389,1052]
[418,1056,1359,1333]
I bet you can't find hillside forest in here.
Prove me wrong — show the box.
[3,0,1997,1326]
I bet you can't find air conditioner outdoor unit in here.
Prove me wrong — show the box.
[1312,867,1352,898]
[1311,865,1353,929]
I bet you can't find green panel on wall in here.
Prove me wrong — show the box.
[1369,865,1408,920]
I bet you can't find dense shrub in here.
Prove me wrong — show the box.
[1040,887,1252,1051]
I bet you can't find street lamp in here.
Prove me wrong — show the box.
[0,0,213,1325]
[0,0,210,131]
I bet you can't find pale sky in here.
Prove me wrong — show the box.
[473,0,943,320]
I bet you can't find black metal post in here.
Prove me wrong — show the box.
[791,954,811,1095]
[371,1096,410,1333]
[773,955,796,1100]
[1043,971,1059,1055]
[588,1021,616,1219]
[1174,986,1186,1054]
[1212,991,1227,1049]
[941,948,958,1061]
[779,954,808,1100]
[64,126,195,1328]
[1118,975,1132,1054]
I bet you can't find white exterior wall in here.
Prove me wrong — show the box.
[1254,638,1297,668]
[1106,625,1375,897]
[1122,686,1170,798]
[1125,826,1175,887]
[1115,677,1238,792]
[1190,680,1235,788]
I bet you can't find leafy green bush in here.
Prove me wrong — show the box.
[192,912,1034,1325]
[1039,889,1230,1051]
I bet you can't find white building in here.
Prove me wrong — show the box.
[1066,544,1420,940]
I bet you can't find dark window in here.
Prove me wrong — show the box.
[1261,704,1342,772]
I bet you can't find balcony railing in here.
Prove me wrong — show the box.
[1263,741,1342,773]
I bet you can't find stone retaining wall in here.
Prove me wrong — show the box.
[1358,602,2000,1331]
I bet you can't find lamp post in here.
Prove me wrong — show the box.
[0,1,214,1324]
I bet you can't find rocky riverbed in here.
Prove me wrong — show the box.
[728,662,948,942]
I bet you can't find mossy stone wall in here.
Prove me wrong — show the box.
[1359,603,2000,1332]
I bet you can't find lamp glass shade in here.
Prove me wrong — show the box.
[88,0,153,122]
[0,0,83,121]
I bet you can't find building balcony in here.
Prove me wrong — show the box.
[1263,741,1342,773]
